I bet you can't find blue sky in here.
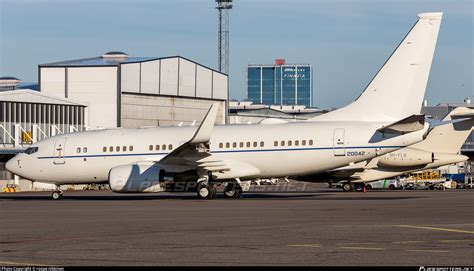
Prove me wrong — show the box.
[0,0,472,109]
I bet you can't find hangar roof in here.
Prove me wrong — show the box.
[40,56,157,67]
[0,89,86,106]
[40,55,226,75]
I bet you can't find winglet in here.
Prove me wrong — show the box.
[189,103,220,144]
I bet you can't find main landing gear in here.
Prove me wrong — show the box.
[342,182,366,192]
[51,186,64,200]
[197,182,218,200]
[196,173,244,200]
[223,182,243,199]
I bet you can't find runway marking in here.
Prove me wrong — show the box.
[336,242,376,245]
[339,246,386,251]
[286,244,322,248]
[439,239,474,243]
[395,225,474,234]
[393,241,425,244]
[405,249,450,253]
[0,260,48,266]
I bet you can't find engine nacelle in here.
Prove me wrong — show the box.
[109,163,166,193]
[378,149,434,167]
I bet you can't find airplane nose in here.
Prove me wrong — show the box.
[5,157,18,174]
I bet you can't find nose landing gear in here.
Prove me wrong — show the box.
[51,186,63,200]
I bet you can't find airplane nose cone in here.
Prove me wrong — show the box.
[5,157,18,175]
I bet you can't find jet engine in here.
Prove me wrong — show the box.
[377,149,434,167]
[109,163,165,193]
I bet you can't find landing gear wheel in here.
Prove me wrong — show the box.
[197,182,217,200]
[355,183,365,192]
[342,182,354,192]
[223,183,243,199]
[52,191,63,200]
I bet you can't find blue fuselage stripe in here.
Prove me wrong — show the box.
[36,145,402,160]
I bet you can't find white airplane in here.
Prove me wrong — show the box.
[6,12,443,200]
[296,107,474,191]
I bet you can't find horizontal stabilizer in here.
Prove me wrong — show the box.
[451,112,474,119]
[377,114,425,134]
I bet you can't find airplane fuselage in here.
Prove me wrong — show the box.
[8,120,427,185]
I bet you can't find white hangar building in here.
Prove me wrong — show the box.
[39,52,228,129]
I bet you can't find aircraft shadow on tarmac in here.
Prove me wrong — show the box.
[0,192,419,201]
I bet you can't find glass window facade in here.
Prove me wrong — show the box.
[247,64,312,107]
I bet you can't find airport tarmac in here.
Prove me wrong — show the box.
[0,183,473,266]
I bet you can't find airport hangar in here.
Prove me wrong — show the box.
[0,52,228,190]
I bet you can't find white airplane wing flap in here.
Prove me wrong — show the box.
[149,103,260,179]
[154,103,221,170]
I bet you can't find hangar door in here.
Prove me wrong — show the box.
[333,129,345,156]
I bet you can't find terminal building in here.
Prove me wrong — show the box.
[247,59,313,107]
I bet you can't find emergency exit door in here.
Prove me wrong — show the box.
[53,138,67,164]
[333,129,345,156]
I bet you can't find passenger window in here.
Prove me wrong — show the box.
[149,145,153,151]
[169,144,172,150]
[309,140,314,145]
[103,147,107,152]
[274,141,278,147]
[260,141,264,147]
[162,144,166,150]
[109,146,113,152]
[154,145,159,151]
[226,142,230,148]
[232,142,237,148]
[288,141,292,146]
[302,140,306,146]
[253,142,257,147]
[83,147,87,153]
[281,141,285,147]
[246,142,250,147]
[129,146,133,151]
[77,147,81,153]
[295,140,299,146]
[239,142,244,148]
[116,146,120,152]
[219,143,223,148]
[122,146,127,152]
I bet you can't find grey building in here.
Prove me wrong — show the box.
[39,52,228,129]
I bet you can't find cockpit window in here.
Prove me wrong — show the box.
[24,147,39,155]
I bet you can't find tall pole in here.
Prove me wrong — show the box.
[216,0,232,74]
[216,0,232,124]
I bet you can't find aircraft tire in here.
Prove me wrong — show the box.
[223,183,242,199]
[197,182,216,200]
[342,182,354,192]
[52,191,63,200]
[355,183,365,192]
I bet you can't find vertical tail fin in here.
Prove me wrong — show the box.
[413,107,474,153]
[311,12,443,122]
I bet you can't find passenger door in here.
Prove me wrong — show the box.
[53,138,67,165]
[333,129,345,156]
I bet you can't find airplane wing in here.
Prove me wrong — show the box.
[153,103,261,179]
[155,102,224,171]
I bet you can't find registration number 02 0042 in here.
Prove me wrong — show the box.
[346,151,365,156]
